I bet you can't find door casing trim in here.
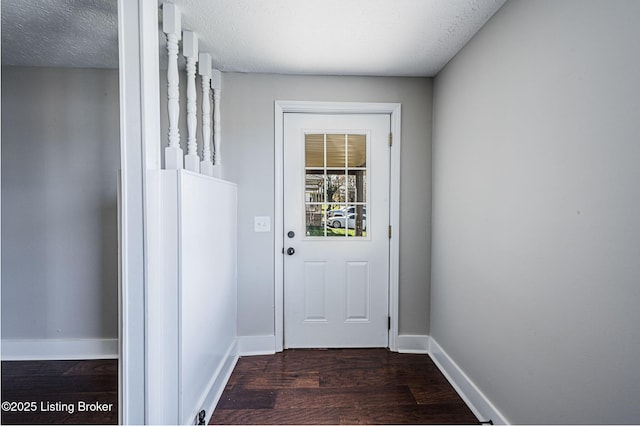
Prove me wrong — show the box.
[274,101,402,352]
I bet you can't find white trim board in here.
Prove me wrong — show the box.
[202,339,239,426]
[238,335,277,356]
[429,338,509,425]
[1,338,119,360]
[397,334,430,354]
[274,101,402,352]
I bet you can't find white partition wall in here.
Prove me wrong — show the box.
[160,170,238,425]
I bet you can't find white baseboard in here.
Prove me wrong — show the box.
[1,338,119,360]
[397,334,430,354]
[237,335,276,356]
[202,339,239,425]
[429,338,508,425]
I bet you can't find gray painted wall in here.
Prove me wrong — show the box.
[221,73,433,337]
[431,0,640,423]
[1,66,120,341]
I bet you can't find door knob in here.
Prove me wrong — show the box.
[286,247,295,256]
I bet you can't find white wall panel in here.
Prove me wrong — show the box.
[160,171,237,425]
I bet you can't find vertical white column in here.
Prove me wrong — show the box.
[117,0,162,422]
[183,31,199,172]
[211,69,223,178]
[163,3,182,169]
[199,53,214,177]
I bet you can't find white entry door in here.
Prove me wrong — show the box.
[283,113,390,348]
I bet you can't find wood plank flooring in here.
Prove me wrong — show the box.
[1,359,118,425]
[1,351,477,425]
[211,348,479,425]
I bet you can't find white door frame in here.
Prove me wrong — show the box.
[274,100,401,352]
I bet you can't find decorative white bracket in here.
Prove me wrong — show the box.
[199,53,214,177]
[211,69,223,178]
[163,3,183,169]
[183,31,200,172]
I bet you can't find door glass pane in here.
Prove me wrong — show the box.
[327,171,345,203]
[305,173,324,203]
[305,204,326,236]
[327,204,346,236]
[305,134,324,168]
[326,134,346,168]
[347,171,367,203]
[350,206,366,237]
[348,135,366,167]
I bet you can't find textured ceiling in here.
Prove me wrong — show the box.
[2,0,119,69]
[2,0,507,76]
[172,0,507,76]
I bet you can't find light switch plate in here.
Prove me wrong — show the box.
[254,216,271,233]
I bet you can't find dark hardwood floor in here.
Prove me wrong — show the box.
[0,351,478,425]
[1,359,118,425]
[211,348,479,425]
